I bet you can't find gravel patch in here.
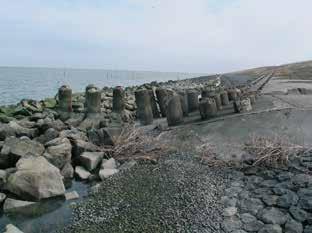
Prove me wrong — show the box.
[58,153,231,233]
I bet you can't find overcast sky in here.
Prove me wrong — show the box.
[0,0,311,73]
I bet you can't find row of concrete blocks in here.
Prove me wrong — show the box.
[135,88,256,126]
[57,85,126,114]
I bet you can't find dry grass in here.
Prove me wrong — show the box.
[244,135,307,167]
[107,124,170,163]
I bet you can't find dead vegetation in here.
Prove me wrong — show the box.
[106,124,171,163]
[244,135,308,167]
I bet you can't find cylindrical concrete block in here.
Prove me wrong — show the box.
[86,87,101,114]
[112,86,125,113]
[166,95,184,126]
[201,89,215,99]
[135,89,153,125]
[156,88,172,117]
[178,91,189,117]
[86,84,97,92]
[212,93,222,111]
[148,90,161,118]
[220,91,230,106]
[187,90,199,112]
[249,94,256,105]
[199,98,217,120]
[58,85,72,112]
[228,89,238,101]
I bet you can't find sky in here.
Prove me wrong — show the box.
[0,0,311,73]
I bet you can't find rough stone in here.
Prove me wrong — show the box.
[44,137,72,169]
[276,190,299,208]
[0,137,45,168]
[3,224,24,233]
[75,166,91,180]
[0,192,6,203]
[79,152,104,171]
[285,218,303,233]
[223,207,237,217]
[61,162,74,179]
[221,216,242,232]
[239,198,263,215]
[260,207,288,225]
[3,198,36,213]
[65,191,79,201]
[258,224,282,233]
[7,156,65,201]
[241,213,264,232]
[289,206,308,222]
[72,139,100,157]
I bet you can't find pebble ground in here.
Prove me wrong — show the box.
[59,153,231,233]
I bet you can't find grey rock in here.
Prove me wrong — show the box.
[277,172,294,181]
[79,152,104,171]
[3,224,24,233]
[7,156,65,201]
[225,186,243,198]
[304,226,312,233]
[223,207,237,217]
[75,166,91,180]
[221,196,238,208]
[0,192,6,203]
[262,194,279,206]
[298,188,312,210]
[44,137,72,169]
[36,128,59,144]
[260,179,278,188]
[88,127,122,146]
[241,213,264,232]
[99,168,119,180]
[291,174,312,188]
[240,198,263,215]
[61,162,74,179]
[65,191,79,201]
[0,137,44,168]
[289,206,308,222]
[260,207,287,225]
[59,128,88,141]
[3,198,36,213]
[0,169,7,187]
[258,224,282,233]
[276,190,299,208]
[285,218,303,233]
[222,216,242,232]
[8,121,38,139]
[72,139,100,157]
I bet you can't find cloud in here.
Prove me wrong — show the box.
[0,0,311,73]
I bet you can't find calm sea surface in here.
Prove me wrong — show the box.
[0,67,205,105]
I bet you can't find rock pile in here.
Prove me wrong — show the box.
[221,154,312,233]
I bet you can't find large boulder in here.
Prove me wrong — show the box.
[0,137,45,169]
[6,156,65,201]
[44,137,72,169]
[79,152,104,171]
